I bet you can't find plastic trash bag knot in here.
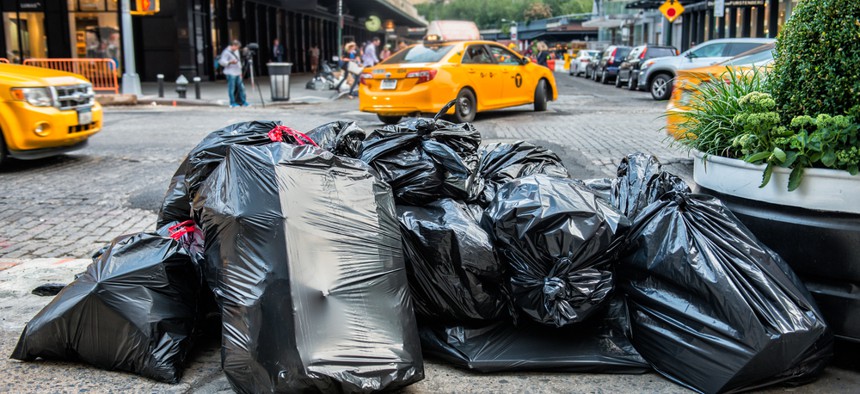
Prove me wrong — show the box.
[542,277,567,301]
[267,125,318,146]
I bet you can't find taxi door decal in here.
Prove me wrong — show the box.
[514,73,523,88]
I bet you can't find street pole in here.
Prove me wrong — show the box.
[120,0,141,95]
[336,0,343,58]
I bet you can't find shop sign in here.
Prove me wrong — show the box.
[131,0,160,15]
[715,0,725,17]
[15,1,43,11]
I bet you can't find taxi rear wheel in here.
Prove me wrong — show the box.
[454,89,476,123]
[377,115,402,125]
[534,79,548,112]
[0,131,7,166]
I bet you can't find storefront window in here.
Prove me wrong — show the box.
[3,12,47,63]
[68,0,121,70]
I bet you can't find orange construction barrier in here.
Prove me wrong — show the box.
[0,58,9,64]
[23,58,119,94]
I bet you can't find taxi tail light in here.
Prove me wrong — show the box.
[359,73,373,86]
[406,69,437,84]
[608,48,617,65]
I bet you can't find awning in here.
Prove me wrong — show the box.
[582,17,627,29]
[345,0,428,28]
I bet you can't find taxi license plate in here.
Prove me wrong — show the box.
[380,79,397,90]
[77,107,93,125]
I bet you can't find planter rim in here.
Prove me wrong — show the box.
[692,150,860,214]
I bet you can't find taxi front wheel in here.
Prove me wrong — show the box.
[454,89,476,123]
[534,80,548,112]
[377,115,402,125]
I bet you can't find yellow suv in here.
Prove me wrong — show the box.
[0,63,103,165]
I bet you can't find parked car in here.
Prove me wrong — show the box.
[638,37,774,100]
[586,51,604,80]
[0,64,103,166]
[616,44,678,90]
[665,43,775,138]
[593,45,632,84]
[570,49,600,76]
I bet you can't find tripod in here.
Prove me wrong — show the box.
[245,51,266,108]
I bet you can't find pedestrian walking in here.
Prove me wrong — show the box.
[218,40,249,107]
[536,41,550,68]
[309,44,320,73]
[380,44,391,61]
[362,37,381,67]
[397,41,408,51]
[271,38,284,62]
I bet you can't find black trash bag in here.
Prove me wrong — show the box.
[475,141,569,206]
[419,296,650,373]
[11,222,204,383]
[610,153,690,219]
[483,175,630,327]
[360,117,481,205]
[619,192,833,394]
[194,143,424,394]
[397,199,508,324]
[574,178,613,203]
[305,120,366,158]
[157,121,318,228]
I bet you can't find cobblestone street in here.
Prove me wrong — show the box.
[5,73,855,393]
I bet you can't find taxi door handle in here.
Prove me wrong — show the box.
[467,70,476,74]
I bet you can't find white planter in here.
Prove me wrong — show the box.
[692,151,860,214]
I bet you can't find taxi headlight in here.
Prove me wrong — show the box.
[11,87,56,107]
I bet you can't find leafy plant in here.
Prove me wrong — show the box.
[770,0,860,120]
[673,67,769,158]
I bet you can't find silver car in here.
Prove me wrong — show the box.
[637,38,774,100]
[570,50,600,77]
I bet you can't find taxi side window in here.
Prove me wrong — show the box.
[488,45,521,65]
[463,45,495,64]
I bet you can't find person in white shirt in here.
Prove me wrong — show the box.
[218,40,249,107]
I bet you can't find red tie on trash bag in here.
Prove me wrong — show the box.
[268,125,319,147]
[168,220,199,240]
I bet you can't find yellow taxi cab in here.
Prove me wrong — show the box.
[359,32,558,124]
[0,63,102,165]
[666,43,774,139]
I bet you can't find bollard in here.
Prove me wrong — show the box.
[175,75,188,99]
[193,77,201,100]
[157,74,164,98]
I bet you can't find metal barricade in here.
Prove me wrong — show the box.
[23,58,119,94]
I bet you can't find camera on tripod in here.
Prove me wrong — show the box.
[242,43,259,60]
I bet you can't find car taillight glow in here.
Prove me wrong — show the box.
[640,48,648,59]
[580,58,589,63]
[608,48,617,65]
[406,69,437,84]
[359,73,373,86]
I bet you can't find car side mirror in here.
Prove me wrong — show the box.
[522,57,530,65]
[685,52,696,59]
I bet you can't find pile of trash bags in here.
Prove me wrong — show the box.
[11,112,834,393]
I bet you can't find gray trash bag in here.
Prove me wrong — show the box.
[397,199,508,324]
[610,153,689,219]
[483,174,630,328]
[194,142,424,393]
[619,192,833,393]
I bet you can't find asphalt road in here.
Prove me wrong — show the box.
[1,72,857,393]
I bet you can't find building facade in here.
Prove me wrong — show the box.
[1,0,427,81]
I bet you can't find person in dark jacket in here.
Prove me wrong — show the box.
[536,41,550,68]
[271,38,284,62]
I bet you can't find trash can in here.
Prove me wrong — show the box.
[267,62,292,101]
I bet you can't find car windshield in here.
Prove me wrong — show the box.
[720,45,775,66]
[382,44,455,64]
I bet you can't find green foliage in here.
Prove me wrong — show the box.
[674,67,770,158]
[415,0,592,29]
[770,0,860,119]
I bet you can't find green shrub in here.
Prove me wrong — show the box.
[771,0,860,119]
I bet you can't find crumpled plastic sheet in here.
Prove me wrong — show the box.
[619,192,833,393]
[419,296,650,373]
[610,153,690,219]
[11,222,204,383]
[305,120,366,158]
[483,174,630,328]
[475,141,569,206]
[360,117,482,205]
[397,198,508,324]
[194,142,424,393]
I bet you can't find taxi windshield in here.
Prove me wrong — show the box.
[382,44,455,64]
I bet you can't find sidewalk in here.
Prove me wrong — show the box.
[139,73,343,107]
